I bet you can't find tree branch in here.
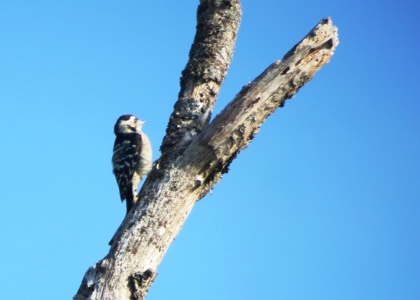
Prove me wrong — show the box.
[160,0,241,156]
[74,1,338,298]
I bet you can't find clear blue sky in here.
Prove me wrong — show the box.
[1,1,419,299]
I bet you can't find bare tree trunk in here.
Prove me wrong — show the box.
[74,1,338,299]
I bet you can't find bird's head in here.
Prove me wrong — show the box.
[114,114,146,135]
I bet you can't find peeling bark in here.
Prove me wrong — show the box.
[74,1,338,299]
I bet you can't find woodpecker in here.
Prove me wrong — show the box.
[112,114,152,214]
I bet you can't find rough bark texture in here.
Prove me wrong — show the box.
[160,0,241,157]
[74,1,338,299]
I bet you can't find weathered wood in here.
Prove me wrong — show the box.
[160,0,242,156]
[74,1,338,298]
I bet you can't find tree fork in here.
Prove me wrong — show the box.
[161,0,242,156]
[74,1,338,299]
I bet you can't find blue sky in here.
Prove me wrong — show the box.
[1,1,419,299]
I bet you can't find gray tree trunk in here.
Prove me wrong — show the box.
[74,1,338,299]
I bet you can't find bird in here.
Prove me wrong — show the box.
[112,114,152,214]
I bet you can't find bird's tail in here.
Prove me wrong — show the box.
[125,190,135,214]
[109,190,135,246]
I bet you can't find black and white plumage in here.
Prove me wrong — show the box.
[112,114,152,214]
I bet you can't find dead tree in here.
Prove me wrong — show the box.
[74,1,338,299]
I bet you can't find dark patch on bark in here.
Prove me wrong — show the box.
[128,269,157,300]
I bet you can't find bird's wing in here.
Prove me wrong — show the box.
[112,133,142,200]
